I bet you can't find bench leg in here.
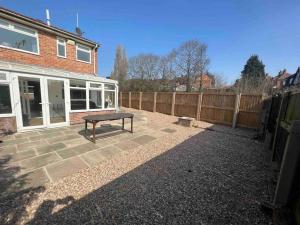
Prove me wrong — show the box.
[122,118,124,130]
[85,121,87,135]
[131,117,133,133]
[93,122,96,143]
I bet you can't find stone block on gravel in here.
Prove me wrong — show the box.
[80,151,107,166]
[46,157,88,181]
[161,128,177,133]
[98,146,123,159]
[114,140,140,151]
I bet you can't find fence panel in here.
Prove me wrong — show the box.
[131,92,140,109]
[200,93,235,125]
[237,94,262,128]
[122,92,129,107]
[174,93,198,118]
[141,92,154,112]
[156,92,173,115]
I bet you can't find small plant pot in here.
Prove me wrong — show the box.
[178,117,195,127]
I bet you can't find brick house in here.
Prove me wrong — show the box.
[0,7,117,133]
[175,74,214,91]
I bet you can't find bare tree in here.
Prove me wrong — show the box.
[159,50,177,91]
[128,54,160,91]
[213,73,227,88]
[175,40,209,92]
[111,45,128,91]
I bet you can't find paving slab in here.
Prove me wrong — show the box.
[15,132,39,139]
[80,150,107,166]
[0,138,29,147]
[10,150,36,162]
[0,168,49,197]
[29,132,63,141]
[56,143,98,159]
[46,157,88,181]
[47,134,81,144]
[19,153,62,172]
[36,143,66,155]
[17,140,44,151]
[63,138,90,148]
[0,145,17,155]
[98,146,123,159]
[131,135,156,145]
[161,128,177,133]
[114,140,140,152]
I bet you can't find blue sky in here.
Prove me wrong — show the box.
[1,0,300,83]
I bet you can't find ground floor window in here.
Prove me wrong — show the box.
[0,83,12,114]
[70,88,86,110]
[104,91,115,108]
[89,89,102,109]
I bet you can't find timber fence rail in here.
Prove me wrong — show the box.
[119,91,263,129]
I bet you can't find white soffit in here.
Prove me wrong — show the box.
[0,60,117,84]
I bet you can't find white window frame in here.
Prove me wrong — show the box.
[88,82,103,111]
[76,44,91,63]
[0,71,15,117]
[69,80,117,112]
[69,79,88,112]
[0,18,40,55]
[104,83,117,110]
[57,37,67,58]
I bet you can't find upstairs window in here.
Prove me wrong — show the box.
[0,19,39,54]
[76,44,91,63]
[57,38,66,58]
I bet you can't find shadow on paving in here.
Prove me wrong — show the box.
[11,125,273,224]
[0,155,45,225]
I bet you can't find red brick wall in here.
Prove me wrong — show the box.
[0,30,97,74]
[0,117,17,134]
[70,111,116,125]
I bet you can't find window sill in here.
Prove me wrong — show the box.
[76,59,92,64]
[70,108,116,113]
[0,45,40,56]
[0,113,15,118]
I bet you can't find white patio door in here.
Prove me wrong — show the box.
[45,77,69,128]
[16,74,69,131]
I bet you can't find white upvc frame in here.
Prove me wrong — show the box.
[0,18,40,55]
[69,79,88,112]
[76,44,91,64]
[0,71,15,117]
[56,37,67,58]
[13,73,70,131]
[44,77,70,128]
[69,80,117,113]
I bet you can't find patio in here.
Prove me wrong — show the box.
[0,109,272,224]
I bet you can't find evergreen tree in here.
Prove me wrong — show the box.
[111,45,128,91]
[241,55,265,80]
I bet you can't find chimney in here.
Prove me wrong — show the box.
[46,9,51,26]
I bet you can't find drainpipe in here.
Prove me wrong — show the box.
[93,44,98,75]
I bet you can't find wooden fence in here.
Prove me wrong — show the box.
[120,92,263,129]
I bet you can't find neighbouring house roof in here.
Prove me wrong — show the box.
[0,7,99,48]
[0,60,116,84]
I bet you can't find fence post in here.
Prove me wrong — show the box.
[153,92,157,112]
[171,92,176,115]
[196,93,203,120]
[120,92,122,107]
[139,92,142,110]
[232,93,241,128]
[128,92,131,108]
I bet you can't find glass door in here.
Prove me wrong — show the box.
[18,76,46,128]
[45,78,68,127]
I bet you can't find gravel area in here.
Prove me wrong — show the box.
[0,109,272,225]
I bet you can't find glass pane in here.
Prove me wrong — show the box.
[48,80,66,124]
[89,90,102,109]
[70,89,86,110]
[0,73,6,80]
[58,44,65,57]
[14,24,36,35]
[0,84,12,114]
[104,91,115,108]
[57,38,65,44]
[19,77,43,127]
[0,27,38,53]
[104,84,115,90]
[70,79,86,88]
[90,83,102,88]
[0,19,9,27]
[78,45,90,51]
[77,49,90,62]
